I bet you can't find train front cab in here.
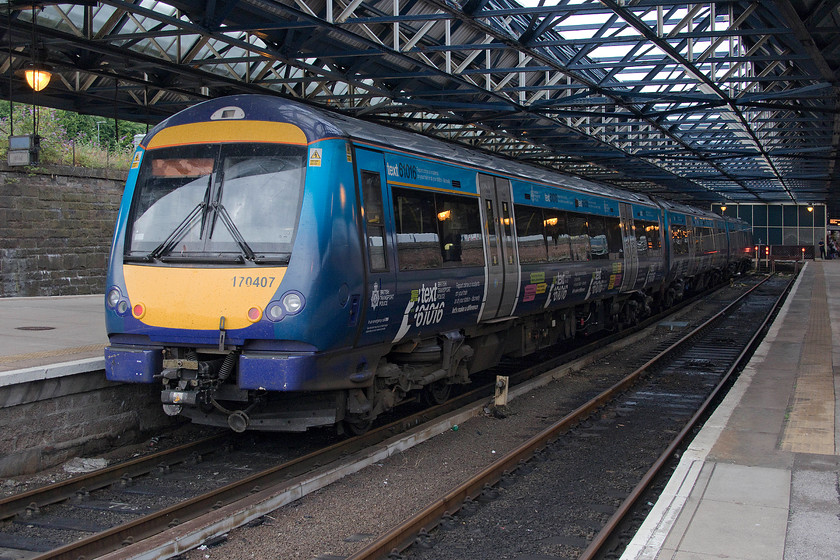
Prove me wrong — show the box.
[104,96,381,432]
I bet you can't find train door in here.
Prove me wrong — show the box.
[354,148,398,345]
[619,203,639,291]
[478,174,520,320]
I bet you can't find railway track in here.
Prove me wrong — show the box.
[0,274,779,560]
[346,273,792,560]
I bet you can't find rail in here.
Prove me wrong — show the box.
[344,274,790,560]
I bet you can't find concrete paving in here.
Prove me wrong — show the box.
[0,294,106,382]
[622,260,840,560]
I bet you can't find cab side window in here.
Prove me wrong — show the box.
[361,171,388,272]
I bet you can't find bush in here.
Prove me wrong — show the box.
[0,103,145,170]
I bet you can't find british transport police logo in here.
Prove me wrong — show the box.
[371,280,381,310]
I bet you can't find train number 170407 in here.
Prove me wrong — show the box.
[232,276,276,288]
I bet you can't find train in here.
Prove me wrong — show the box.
[104,94,753,434]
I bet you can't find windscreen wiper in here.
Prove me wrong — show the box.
[147,202,205,260]
[214,203,256,261]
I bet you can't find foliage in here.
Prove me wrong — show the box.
[0,101,148,170]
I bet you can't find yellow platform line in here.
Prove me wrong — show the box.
[780,269,836,455]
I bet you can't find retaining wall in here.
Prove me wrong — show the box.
[0,163,126,297]
[0,366,178,477]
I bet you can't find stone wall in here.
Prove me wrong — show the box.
[0,163,127,297]
[0,370,178,477]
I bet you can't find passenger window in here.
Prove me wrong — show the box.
[671,224,689,255]
[647,221,662,251]
[393,188,441,270]
[545,210,572,262]
[695,226,714,254]
[437,193,485,267]
[587,216,609,260]
[636,220,661,253]
[605,217,623,257]
[567,213,591,261]
[361,171,387,272]
[515,205,547,263]
[392,187,483,270]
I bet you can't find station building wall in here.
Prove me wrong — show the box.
[0,163,126,297]
[712,203,828,249]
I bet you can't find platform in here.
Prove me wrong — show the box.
[622,260,840,560]
[0,294,106,384]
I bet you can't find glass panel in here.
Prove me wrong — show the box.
[605,217,622,256]
[361,171,387,271]
[515,205,547,264]
[798,206,814,228]
[127,144,217,255]
[437,194,484,267]
[636,220,660,253]
[127,143,306,259]
[738,205,752,224]
[393,188,442,270]
[783,227,798,245]
[767,205,782,227]
[702,227,715,253]
[567,213,590,261]
[544,210,572,262]
[587,216,609,260]
[392,188,483,270]
[753,226,769,245]
[643,221,661,251]
[814,206,825,225]
[485,199,499,266]
[500,200,515,265]
[210,144,306,255]
[753,205,768,226]
[766,227,781,245]
[783,205,797,227]
[800,228,813,245]
[671,224,689,255]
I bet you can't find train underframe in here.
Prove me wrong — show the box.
[160,265,746,434]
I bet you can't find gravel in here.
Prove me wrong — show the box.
[178,351,666,559]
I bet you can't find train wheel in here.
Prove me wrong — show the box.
[420,380,451,406]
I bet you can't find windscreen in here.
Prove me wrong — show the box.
[126,143,306,262]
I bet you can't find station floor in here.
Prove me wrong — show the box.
[0,294,105,382]
[0,263,838,560]
[623,260,840,560]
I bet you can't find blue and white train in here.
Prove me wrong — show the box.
[104,95,752,433]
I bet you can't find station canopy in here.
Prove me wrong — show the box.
[1,1,838,215]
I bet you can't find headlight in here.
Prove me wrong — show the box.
[266,303,285,322]
[265,292,305,322]
[282,291,304,315]
[107,288,121,309]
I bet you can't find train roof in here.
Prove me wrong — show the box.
[657,198,749,228]
[152,94,659,208]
